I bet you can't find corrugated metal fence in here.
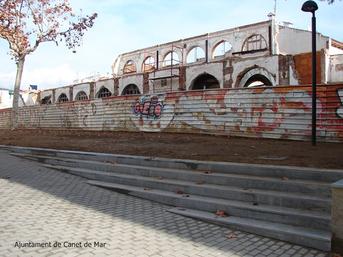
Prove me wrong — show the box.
[1,85,342,142]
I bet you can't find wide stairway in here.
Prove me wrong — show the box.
[6,146,343,251]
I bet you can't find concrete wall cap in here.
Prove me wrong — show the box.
[332,179,343,189]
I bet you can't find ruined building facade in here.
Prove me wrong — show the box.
[35,19,343,104]
[1,19,343,142]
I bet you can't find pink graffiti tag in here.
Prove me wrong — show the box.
[133,96,164,119]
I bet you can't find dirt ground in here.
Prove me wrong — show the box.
[0,129,342,169]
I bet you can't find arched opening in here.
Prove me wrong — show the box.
[75,91,88,101]
[244,74,272,87]
[242,34,267,52]
[123,60,137,74]
[186,47,205,64]
[142,56,155,72]
[212,40,232,58]
[237,67,276,88]
[41,95,52,105]
[163,51,180,67]
[122,84,141,95]
[190,73,220,90]
[57,93,69,103]
[96,87,112,98]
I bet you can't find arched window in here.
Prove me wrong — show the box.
[244,74,272,87]
[75,91,88,101]
[96,87,112,98]
[242,34,267,52]
[213,41,232,58]
[57,93,69,103]
[41,95,52,105]
[186,47,205,64]
[190,73,220,90]
[163,51,180,67]
[123,60,137,74]
[122,84,141,95]
[237,67,276,88]
[142,56,155,72]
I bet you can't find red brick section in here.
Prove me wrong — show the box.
[223,60,233,88]
[90,82,95,100]
[52,89,56,103]
[293,51,322,85]
[69,86,73,101]
[178,66,186,91]
[113,78,119,96]
[278,55,291,85]
[143,73,149,94]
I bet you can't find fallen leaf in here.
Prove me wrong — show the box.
[176,190,184,194]
[281,177,289,181]
[143,188,151,191]
[215,210,228,217]
[196,181,205,185]
[226,232,237,240]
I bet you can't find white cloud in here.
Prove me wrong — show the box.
[0,64,92,90]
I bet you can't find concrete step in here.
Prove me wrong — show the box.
[4,146,335,251]
[42,163,330,212]
[6,145,343,183]
[15,153,332,197]
[87,180,331,251]
[167,207,331,252]
[83,178,330,231]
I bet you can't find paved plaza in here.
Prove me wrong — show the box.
[0,149,329,257]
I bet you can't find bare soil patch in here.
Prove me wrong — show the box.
[0,129,342,169]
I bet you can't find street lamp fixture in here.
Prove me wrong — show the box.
[301,0,318,146]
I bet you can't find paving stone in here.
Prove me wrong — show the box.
[0,149,330,257]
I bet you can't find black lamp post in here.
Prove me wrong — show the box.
[302,0,318,146]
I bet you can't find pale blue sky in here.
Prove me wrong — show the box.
[0,0,342,90]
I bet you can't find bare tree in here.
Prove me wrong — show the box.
[0,0,97,128]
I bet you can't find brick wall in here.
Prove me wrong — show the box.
[293,51,322,85]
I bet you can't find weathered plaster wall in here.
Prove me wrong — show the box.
[73,83,91,100]
[40,89,53,99]
[1,85,343,142]
[0,89,13,109]
[119,75,143,95]
[55,87,70,102]
[330,55,343,83]
[95,79,115,96]
[232,56,279,87]
[277,26,329,55]
[114,20,271,76]
[186,63,223,90]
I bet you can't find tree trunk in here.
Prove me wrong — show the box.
[11,57,25,129]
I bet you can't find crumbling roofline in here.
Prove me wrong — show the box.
[120,20,271,57]
[331,39,343,50]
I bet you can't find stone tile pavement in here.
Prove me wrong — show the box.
[0,149,330,257]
